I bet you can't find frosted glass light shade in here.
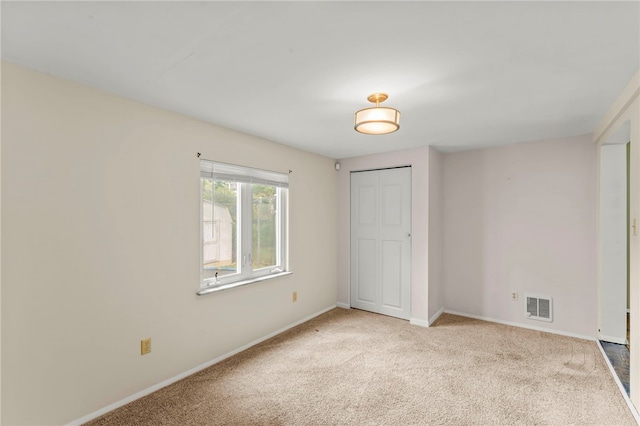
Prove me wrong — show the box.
[354,107,400,135]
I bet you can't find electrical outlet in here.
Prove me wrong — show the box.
[292,291,297,302]
[141,338,151,355]
[511,292,518,301]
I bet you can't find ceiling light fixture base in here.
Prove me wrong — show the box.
[367,93,388,105]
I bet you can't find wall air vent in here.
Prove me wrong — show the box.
[524,294,553,322]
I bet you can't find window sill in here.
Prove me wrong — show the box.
[197,271,293,296]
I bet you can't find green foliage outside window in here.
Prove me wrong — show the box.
[253,185,277,268]
[202,180,277,270]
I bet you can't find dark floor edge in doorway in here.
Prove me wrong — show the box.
[600,340,630,396]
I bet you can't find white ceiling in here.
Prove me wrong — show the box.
[2,1,639,159]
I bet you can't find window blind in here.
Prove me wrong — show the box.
[200,160,289,188]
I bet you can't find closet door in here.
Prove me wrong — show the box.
[350,167,411,320]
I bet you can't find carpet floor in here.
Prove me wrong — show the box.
[85,309,635,425]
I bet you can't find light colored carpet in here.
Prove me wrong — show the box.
[86,309,635,425]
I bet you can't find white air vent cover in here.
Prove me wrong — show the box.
[525,294,553,322]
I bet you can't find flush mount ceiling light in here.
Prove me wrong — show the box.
[354,93,400,135]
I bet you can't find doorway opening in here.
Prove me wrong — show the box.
[599,123,631,395]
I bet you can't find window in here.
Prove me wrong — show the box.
[199,160,288,293]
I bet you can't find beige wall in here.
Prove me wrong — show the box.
[428,147,444,323]
[442,135,598,338]
[1,62,338,425]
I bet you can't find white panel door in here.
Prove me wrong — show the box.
[350,167,411,320]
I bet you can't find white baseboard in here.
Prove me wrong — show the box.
[429,307,445,326]
[599,335,628,345]
[336,302,350,309]
[67,304,338,426]
[410,308,445,328]
[443,310,597,341]
[409,317,430,327]
[596,341,640,424]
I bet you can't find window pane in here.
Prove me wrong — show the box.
[252,184,278,270]
[203,178,238,279]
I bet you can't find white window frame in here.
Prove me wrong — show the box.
[198,160,290,295]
